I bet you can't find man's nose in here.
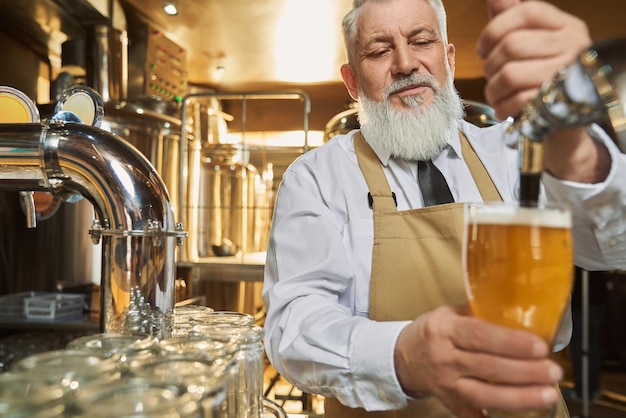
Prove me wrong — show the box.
[391,44,420,75]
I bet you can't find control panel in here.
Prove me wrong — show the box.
[145,28,187,102]
[127,18,188,104]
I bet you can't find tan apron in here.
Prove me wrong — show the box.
[324,132,569,418]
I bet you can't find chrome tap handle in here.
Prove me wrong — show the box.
[507,58,608,149]
[19,191,36,228]
[508,37,626,205]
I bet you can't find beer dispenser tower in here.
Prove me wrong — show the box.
[507,37,626,417]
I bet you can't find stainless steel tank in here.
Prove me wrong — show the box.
[197,143,262,258]
[102,94,272,263]
[181,96,265,261]
[178,91,309,263]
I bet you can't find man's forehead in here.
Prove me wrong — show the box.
[355,2,441,43]
[355,0,440,34]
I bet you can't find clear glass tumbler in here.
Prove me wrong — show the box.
[11,349,121,390]
[129,354,231,418]
[157,335,240,417]
[66,332,157,375]
[72,376,200,418]
[0,371,68,417]
[192,324,265,418]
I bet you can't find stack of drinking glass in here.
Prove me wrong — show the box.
[0,306,287,418]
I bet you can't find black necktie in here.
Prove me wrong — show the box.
[417,159,454,206]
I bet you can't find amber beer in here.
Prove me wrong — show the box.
[463,202,573,344]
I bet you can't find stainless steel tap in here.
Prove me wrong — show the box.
[505,37,626,206]
[0,111,186,336]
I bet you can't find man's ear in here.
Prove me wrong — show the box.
[341,63,359,101]
[446,43,456,76]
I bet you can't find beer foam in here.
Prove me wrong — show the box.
[468,204,571,228]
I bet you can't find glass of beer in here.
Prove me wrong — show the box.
[463,201,573,418]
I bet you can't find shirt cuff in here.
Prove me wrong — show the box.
[542,125,626,270]
[350,320,412,410]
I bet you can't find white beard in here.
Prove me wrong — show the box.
[358,73,465,161]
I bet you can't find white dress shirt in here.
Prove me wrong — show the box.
[262,119,626,411]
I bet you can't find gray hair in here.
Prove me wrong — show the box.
[342,0,449,63]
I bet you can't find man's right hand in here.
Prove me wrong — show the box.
[394,305,563,417]
[477,0,591,121]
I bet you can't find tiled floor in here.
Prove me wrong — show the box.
[264,349,626,417]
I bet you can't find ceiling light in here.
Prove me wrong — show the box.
[163,2,178,16]
[275,0,337,82]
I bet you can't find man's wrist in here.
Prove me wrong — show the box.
[545,126,610,183]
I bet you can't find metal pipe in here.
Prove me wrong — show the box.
[0,122,185,336]
[85,25,128,102]
[581,269,591,418]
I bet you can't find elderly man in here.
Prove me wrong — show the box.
[263,1,626,417]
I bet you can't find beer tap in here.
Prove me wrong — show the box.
[0,85,187,335]
[1,85,105,226]
[505,37,626,206]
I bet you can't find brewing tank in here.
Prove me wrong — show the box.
[197,143,262,258]
[177,92,303,263]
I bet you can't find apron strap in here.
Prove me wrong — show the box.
[354,132,398,212]
[459,131,502,202]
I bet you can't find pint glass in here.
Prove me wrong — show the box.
[463,202,573,418]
